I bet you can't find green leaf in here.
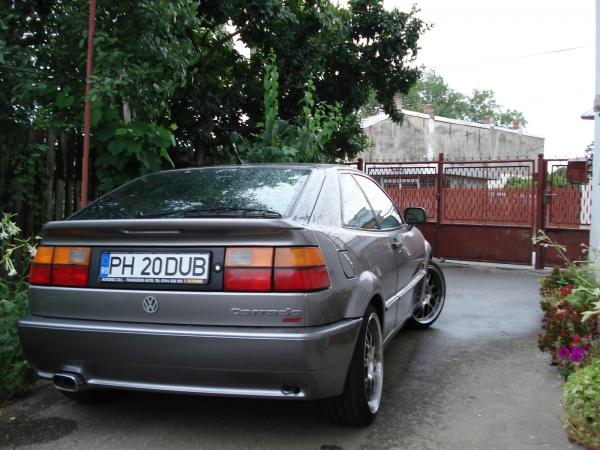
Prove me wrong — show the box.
[90,107,102,127]
[107,139,127,156]
[55,91,74,109]
[126,140,143,156]
[95,121,117,142]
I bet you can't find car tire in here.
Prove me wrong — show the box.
[60,389,118,403]
[321,304,384,427]
[408,261,446,329]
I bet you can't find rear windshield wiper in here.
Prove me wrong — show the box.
[136,207,282,219]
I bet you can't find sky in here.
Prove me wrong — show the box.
[385,0,595,157]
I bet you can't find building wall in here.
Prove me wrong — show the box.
[359,111,545,161]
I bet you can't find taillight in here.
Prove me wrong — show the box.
[273,267,330,292]
[224,248,274,291]
[29,246,54,285]
[224,268,272,291]
[29,264,52,285]
[29,246,91,287]
[273,247,330,292]
[223,247,330,292]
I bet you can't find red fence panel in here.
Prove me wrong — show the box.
[386,187,437,221]
[359,155,590,267]
[443,188,534,226]
[367,164,438,221]
[546,187,582,228]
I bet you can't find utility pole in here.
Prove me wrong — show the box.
[80,0,96,209]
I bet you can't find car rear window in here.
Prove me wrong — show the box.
[70,167,312,220]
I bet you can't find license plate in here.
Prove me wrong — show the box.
[99,252,210,285]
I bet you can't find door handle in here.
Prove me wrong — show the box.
[391,239,402,250]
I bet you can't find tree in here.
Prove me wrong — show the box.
[401,71,527,127]
[1,0,427,233]
[230,53,344,163]
[170,0,428,164]
[401,71,468,119]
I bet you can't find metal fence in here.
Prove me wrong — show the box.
[353,153,590,267]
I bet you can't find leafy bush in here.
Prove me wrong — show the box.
[538,299,599,369]
[0,213,38,401]
[563,358,600,449]
[555,331,600,378]
[229,52,343,164]
[535,232,600,377]
[0,280,35,400]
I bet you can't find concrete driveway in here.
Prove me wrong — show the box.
[0,264,574,450]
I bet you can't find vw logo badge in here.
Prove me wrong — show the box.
[142,296,159,314]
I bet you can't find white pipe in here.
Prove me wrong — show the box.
[590,0,600,256]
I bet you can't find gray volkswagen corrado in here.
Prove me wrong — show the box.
[18,164,445,426]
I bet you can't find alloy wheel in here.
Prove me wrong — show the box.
[364,312,384,413]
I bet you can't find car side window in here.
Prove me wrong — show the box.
[354,175,403,230]
[339,173,378,230]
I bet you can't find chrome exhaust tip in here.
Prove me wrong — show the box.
[53,372,84,392]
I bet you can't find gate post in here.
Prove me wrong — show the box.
[534,153,547,269]
[435,153,444,257]
[357,157,364,172]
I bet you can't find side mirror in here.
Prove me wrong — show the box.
[404,207,426,225]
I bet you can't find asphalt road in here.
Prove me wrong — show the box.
[0,264,574,450]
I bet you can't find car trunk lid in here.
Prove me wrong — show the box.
[29,218,320,327]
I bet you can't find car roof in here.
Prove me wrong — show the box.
[155,163,349,175]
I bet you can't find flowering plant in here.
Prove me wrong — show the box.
[0,212,39,401]
[538,299,598,357]
[556,333,600,377]
[559,283,575,297]
[0,212,39,279]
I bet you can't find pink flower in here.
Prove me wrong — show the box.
[570,347,586,363]
[558,346,570,360]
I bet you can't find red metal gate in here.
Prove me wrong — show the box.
[542,159,591,266]
[352,154,590,267]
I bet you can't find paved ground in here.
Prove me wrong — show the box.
[0,264,574,450]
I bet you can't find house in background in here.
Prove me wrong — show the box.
[359,105,545,161]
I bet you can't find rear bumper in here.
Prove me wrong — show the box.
[18,316,362,400]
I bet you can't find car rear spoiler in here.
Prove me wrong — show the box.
[41,218,313,247]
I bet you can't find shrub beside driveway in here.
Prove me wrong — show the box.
[0,213,37,402]
[535,232,600,449]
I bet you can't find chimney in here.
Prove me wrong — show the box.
[393,95,403,111]
[482,115,492,125]
[512,119,520,130]
[423,103,434,118]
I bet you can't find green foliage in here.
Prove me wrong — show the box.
[563,359,600,449]
[548,167,568,188]
[0,213,38,401]
[230,53,343,163]
[170,0,427,163]
[534,231,600,361]
[401,71,527,127]
[503,168,568,190]
[94,115,175,193]
[2,0,426,216]
[503,176,534,189]
[0,213,38,278]
[0,280,34,401]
